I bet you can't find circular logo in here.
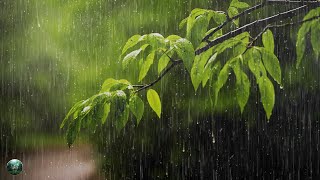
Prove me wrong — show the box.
[6,159,23,175]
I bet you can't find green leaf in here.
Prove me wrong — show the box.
[158,49,174,74]
[115,105,130,131]
[258,76,275,120]
[246,48,267,82]
[203,59,220,88]
[121,34,141,56]
[101,103,110,125]
[139,51,155,82]
[60,100,85,129]
[215,32,249,53]
[179,18,188,30]
[212,61,231,107]
[129,95,144,124]
[257,47,281,85]
[66,120,79,147]
[202,53,218,86]
[147,89,161,118]
[296,22,312,68]
[262,29,274,53]
[190,14,210,48]
[173,38,195,73]
[211,11,227,25]
[146,33,166,49]
[191,48,213,91]
[186,9,209,39]
[228,7,239,26]
[231,0,250,9]
[311,22,320,58]
[100,79,131,92]
[122,49,143,69]
[233,60,250,113]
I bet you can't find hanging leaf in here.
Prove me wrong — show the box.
[190,14,210,48]
[262,29,275,53]
[173,38,195,73]
[212,60,232,107]
[227,7,239,26]
[115,105,130,131]
[191,48,213,91]
[139,51,155,82]
[147,89,162,118]
[179,18,188,30]
[211,11,227,25]
[311,22,320,58]
[296,22,312,68]
[233,60,250,113]
[186,9,210,39]
[257,47,281,85]
[129,95,144,124]
[60,100,86,129]
[146,33,166,49]
[246,48,267,82]
[230,0,250,9]
[158,49,174,75]
[101,103,111,125]
[258,76,275,120]
[203,59,220,88]
[121,34,142,56]
[122,44,149,69]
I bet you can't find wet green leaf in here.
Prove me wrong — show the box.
[191,48,213,91]
[311,21,320,58]
[122,44,149,69]
[233,61,250,113]
[231,0,250,9]
[258,76,275,120]
[262,29,274,53]
[101,103,110,125]
[257,47,281,84]
[115,105,130,131]
[173,38,195,73]
[228,7,239,26]
[129,95,144,124]
[202,53,218,87]
[296,22,311,68]
[139,51,155,82]
[158,49,174,74]
[147,89,161,118]
[121,34,142,56]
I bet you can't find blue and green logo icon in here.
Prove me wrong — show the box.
[6,159,23,175]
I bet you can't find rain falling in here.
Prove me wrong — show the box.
[1,0,320,179]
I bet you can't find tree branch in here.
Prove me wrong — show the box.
[202,2,266,42]
[195,5,314,55]
[134,1,320,93]
[267,0,320,5]
[135,60,183,93]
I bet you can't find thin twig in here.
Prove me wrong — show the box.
[269,15,320,28]
[196,5,312,55]
[202,2,266,42]
[135,60,183,93]
[134,1,320,93]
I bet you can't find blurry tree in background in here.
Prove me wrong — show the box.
[2,0,320,179]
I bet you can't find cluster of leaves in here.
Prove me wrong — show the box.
[60,78,161,146]
[61,1,320,146]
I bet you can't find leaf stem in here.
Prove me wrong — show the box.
[135,60,183,93]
